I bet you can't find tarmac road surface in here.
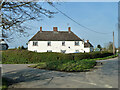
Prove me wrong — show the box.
[2,57,118,88]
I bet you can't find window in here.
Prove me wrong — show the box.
[75,41,79,46]
[62,41,65,46]
[47,41,51,46]
[61,50,66,53]
[33,41,38,46]
[47,50,52,52]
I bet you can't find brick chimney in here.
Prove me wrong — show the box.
[53,27,58,32]
[40,27,42,32]
[68,27,71,32]
[87,40,89,43]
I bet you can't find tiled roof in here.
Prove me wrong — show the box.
[84,42,93,47]
[29,31,83,41]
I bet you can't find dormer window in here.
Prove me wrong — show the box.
[33,41,38,46]
[47,41,51,46]
[62,41,65,46]
[75,41,79,46]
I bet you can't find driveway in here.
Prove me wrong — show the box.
[2,57,118,88]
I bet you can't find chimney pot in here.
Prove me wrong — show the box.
[68,27,71,32]
[40,27,42,32]
[53,27,58,31]
[87,40,89,43]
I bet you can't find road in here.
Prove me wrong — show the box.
[2,57,118,88]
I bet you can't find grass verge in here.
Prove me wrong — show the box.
[29,59,96,72]
[29,54,118,72]
[2,77,8,90]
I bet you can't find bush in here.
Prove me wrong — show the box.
[17,46,26,50]
[2,50,114,64]
[32,59,96,72]
[21,46,25,49]
[17,46,21,50]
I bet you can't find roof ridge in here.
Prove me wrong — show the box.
[39,31,69,32]
[70,31,83,41]
[29,30,83,41]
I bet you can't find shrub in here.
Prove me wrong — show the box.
[42,59,96,72]
[17,46,21,50]
[2,50,114,64]
[21,46,25,49]
[17,46,26,50]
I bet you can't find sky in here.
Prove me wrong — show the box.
[8,2,118,48]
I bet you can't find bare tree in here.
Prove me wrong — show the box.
[104,42,117,53]
[0,1,57,40]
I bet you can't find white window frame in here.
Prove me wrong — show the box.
[47,41,51,46]
[62,41,65,46]
[75,41,79,46]
[33,41,38,46]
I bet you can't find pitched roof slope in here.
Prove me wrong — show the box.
[84,42,93,47]
[29,31,82,41]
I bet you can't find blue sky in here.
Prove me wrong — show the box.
[8,2,118,48]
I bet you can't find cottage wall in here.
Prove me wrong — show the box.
[83,47,93,52]
[28,41,85,53]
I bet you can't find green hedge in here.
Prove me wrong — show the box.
[29,59,96,72]
[2,50,113,64]
[45,59,96,72]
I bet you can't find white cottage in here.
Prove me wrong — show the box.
[28,27,93,53]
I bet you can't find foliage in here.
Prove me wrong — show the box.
[29,54,117,72]
[29,60,96,72]
[17,46,26,50]
[104,42,114,52]
[2,77,8,90]
[28,62,47,69]
[1,2,56,39]
[17,46,21,50]
[118,47,120,53]
[45,59,96,72]
[3,50,117,72]
[97,44,102,51]
[21,46,25,49]
[108,42,113,52]
[2,50,114,64]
